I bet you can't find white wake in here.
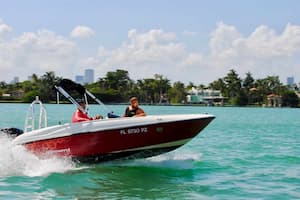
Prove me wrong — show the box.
[0,133,76,177]
[104,151,203,169]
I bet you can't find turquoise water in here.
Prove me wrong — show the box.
[0,103,299,199]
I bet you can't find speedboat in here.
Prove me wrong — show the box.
[9,79,215,163]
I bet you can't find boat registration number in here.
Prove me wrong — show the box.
[120,127,148,135]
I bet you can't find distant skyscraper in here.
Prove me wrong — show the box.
[84,69,94,84]
[75,75,84,85]
[11,76,19,84]
[287,77,294,86]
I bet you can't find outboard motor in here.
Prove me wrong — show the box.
[0,127,24,138]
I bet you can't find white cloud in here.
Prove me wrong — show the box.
[90,24,300,83]
[209,22,242,56]
[1,21,300,84]
[0,19,13,41]
[0,29,79,81]
[207,23,300,80]
[92,29,197,80]
[70,26,95,39]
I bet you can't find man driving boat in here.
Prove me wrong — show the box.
[72,99,102,123]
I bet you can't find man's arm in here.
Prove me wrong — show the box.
[135,108,146,117]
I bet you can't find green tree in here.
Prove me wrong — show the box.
[168,81,186,103]
[282,91,299,107]
[235,89,248,106]
[254,76,284,105]
[105,70,131,89]
[153,74,171,103]
[22,90,39,102]
[186,82,196,90]
[0,81,7,100]
[0,81,7,89]
[223,69,242,99]
[38,71,62,102]
[198,84,207,90]
[208,78,226,93]
[20,80,35,93]
[102,69,133,101]
[243,72,255,90]
[136,78,156,103]
[135,75,171,104]
[264,76,282,94]
[31,73,39,83]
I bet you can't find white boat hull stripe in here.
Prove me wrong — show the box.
[111,138,192,153]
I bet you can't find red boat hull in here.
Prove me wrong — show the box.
[23,116,214,163]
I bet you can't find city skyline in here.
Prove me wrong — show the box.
[6,72,300,88]
[287,76,295,86]
[75,69,94,84]
[0,1,300,84]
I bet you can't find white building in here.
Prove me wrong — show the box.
[186,87,226,105]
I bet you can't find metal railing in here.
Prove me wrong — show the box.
[24,96,47,133]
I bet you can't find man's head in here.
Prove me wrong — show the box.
[130,97,139,108]
[77,99,86,110]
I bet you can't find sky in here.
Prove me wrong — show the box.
[0,0,300,84]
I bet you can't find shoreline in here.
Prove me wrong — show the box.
[0,100,296,108]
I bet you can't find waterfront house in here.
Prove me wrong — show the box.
[186,87,226,106]
[267,94,282,107]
